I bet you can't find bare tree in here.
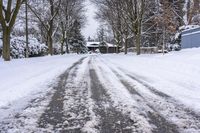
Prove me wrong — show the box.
[0,0,25,61]
[27,0,61,55]
[186,0,200,24]
[58,0,86,54]
[93,0,145,55]
[123,0,145,55]
[25,0,29,58]
[93,0,124,53]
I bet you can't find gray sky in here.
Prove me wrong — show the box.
[82,0,99,39]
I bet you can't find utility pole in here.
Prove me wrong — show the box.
[25,0,29,58]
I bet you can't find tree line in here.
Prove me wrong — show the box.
[0,0,200,61]
[0,0,86,61]
[92,0,200,55]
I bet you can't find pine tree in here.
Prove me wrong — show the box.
[69,20,86,54]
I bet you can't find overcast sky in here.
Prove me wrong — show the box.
[82,0,99,39]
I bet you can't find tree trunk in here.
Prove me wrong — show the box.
[61,42,64,55]
[116,33,120,54]
[25,0,29,58]
[2,28,11,61]
[66,40,69,54]
[124,38,128,55]
[162,26,166,55]
[48,19,53,55]
[135,34,140,55]
[116,46,119,54]
[136,21,142,55]
[48,33,53,55]
[48,0,54,55]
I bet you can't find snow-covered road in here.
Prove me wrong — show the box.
[0,48,200,132]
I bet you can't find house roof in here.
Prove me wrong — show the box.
[86,41,117,48]
[106,43,117,47]
[86,42,100,48]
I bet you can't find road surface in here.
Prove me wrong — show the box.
[0,55,200,133]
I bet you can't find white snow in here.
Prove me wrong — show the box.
[1,48,199,113]
[180,25,200,31]
[86,41,117,48]
[63,57,100,133]
[106,42,117,47]
[91,57,153,133]
[0,54,85,108]
[100,48,200,112]
[0,48,200,132]
[86,42,100,47]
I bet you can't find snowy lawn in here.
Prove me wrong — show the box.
[101,48,200,112]
[0,54,86,108]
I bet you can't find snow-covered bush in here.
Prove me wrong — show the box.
[53,43,64,55]
[0,36,48,59]
[170,25,200,51]
[173,44,181,51]
[167,43,181,51]
[169,30,181,52]
[12,36,48,58]
[169,25,199,51]
[69,39,88,54]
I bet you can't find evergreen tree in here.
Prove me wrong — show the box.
[69,20,87,54]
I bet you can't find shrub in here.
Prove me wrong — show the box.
[0,36,48,59]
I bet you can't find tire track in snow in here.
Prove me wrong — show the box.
[89,68,134,133]
[97,56,179,132]
[119,66,200,120]
[126,73,200,117]
[38,57,88,131]
[125,73,200,133]
[0,84,56,132]
[98,56,200,133]
[111,69,179,133]
[61,57,94,133]
[90,56,153,133]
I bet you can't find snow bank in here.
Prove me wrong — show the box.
[0,54,85,107]
[102,48,200,112]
